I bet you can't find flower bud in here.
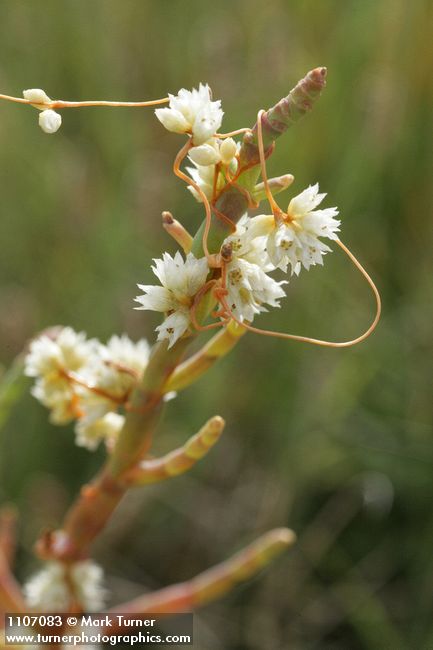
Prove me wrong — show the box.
[155,107,190,134]
[220,137,237,165]
[38,109,62,134]
[23,88,51,109]
[189,143,221,166]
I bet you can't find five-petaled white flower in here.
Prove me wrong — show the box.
[186,137,239,202]
[155,83,223,145]
[186,158,224,202]
[221,217,287,323]
[249,184,340,274]
[75,412,125,451]
[135,252,209,347]
[74,334,150,449]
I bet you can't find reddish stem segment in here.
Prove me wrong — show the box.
[105,528,295,628]
[0,561,26,615]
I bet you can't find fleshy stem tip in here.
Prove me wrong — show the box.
[162,211,174,225]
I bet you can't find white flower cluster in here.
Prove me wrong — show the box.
[135,183,340,346]
[24,560,106,612]
[135,252,209,348]
[155,83,223,145]
[25,328,150,450]
[248,184,340,275]
[187,137,239,203]
[23,88,62,134]
[24,84,341,393]
[155,84,240,203]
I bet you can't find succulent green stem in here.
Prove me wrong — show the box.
[192,67,327,257]
[106,528,295,621]
[35,69,326,564]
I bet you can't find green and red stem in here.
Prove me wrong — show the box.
[34,67,326,569]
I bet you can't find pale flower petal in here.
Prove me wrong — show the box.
[265,184,340,274]
[154,107,190,134]
[156,310,190,348]
[39,109,62,134]
[221,220,287,324]
[135,285,174,312]
[75,411,125,451]
[192,103,223,145]
[24,328,98,425]
[188,143,221,166]
[23,88,51,108]
[219,137,238,165]
[135,252,209,346]
[155,83,223,145]
[287,183,326,217]
[225,257,286,323]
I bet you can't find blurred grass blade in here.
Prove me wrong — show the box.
[0,357,27,430]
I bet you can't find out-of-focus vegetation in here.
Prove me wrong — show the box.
[1,1,432,648]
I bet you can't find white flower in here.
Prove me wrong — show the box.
[22,90,62,134]
[23,88,51,109]
[153,108,190,134]
[221,218,287,322]
[39,109,62,134]
[135,252,209,347]
[186,159,227,202]
[155,83,223,145]
[219,137,238,165]
[186,161,215,201]
[225,214,272,269]
[25,328,149,448]
[265,184,340,274]
[74,334,149,450]
[72,560,107,611]
[25,328,98,425]
[225,258,286,323]
[188,142,221,166]
[24,560,106,613]
[75,411,125,451]
[99,334,150,387]
[185,137,239,201]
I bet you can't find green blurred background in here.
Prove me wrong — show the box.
[1,1,432,648]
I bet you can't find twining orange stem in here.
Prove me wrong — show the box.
[0,93,169,109]
[217,104,382,348]
[214,127,252,138]
[104,361,140,379]
[217,238,381,348]
[173,140,214,260]
[189,280,226,333]
[256,109,283,217]
[51,97,169,109]
[0,94,31,105]
[59,369,126,405]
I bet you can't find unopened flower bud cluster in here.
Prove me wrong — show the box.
[23,88,62,134]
